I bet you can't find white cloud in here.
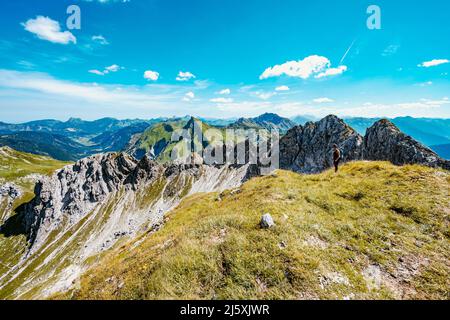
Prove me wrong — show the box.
[105,64,120,72]
[419,98,450,106]
[275,85,290,91]
[176,71,196,81]
[92,35,109,45]
[22,16,76,44]
[417,81,433,87]
[0,69,171,107]
[186,91,195,99]
[183,91,195,102]
[260,55,347,80]
[218,88,231,95]
[144,70,159,81]
[257,92,276,100]
[313,97,334,103]
[382,44,400,57]
[210,97,233,103]
[89,64,123,76]
[315,65,347,79]
[88,69,105,76]
[418,59,449,68]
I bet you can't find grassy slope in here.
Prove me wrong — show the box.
[0,147,69,287]
[0,146,70,187]
[66,161,449,300]
[137,119,222,163]
[0,146,69,220]
[135,119,187,161]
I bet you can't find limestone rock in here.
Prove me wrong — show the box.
[20,152,256,253]
[0,183,21,201]
[280,115,450,173]
[280,115,363,173]
[260,213,275,229]
[363,119,450,170]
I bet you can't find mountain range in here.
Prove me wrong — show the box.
[1,114,449,161]
[0,115,449,299]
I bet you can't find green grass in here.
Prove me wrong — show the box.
[62,161,450,300]
[136,118,225,163]
[0,147,70,298]
[0,146,70,188]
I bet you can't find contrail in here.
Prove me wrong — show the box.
[339,38,357,65]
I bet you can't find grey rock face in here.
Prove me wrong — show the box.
[363,119,450,170]
[260,213,275,229]
[21,152,255,252]
[0,183,21,201]
[0,183,21,220]
[280,115,363,173]
[280,115,450,173]
[125,155,163,188]
[24,153,138,246]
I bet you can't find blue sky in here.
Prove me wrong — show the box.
[0,0,449,122]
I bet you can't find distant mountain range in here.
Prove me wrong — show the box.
[228,113,296,133]
[343,117,450,146]
[0,118,159,161]
[0,114,449,160]
[430,143,450,159]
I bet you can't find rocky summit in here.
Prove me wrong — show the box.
[280,115,450,173]
[363,119,450,170]
[280,115,363,173]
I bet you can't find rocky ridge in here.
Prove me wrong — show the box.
[280,115,450,173]
[23,153,257,254]
[362,119,450,170]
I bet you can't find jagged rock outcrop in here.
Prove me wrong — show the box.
[22,152,256,254]
[24,153,137,246]
[280,115,363,173]
[280,115,450,173]
[0,183,21,202]
[0,183,21,222]
[363,119,450,170]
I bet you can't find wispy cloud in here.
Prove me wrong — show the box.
[418,59,449,68]
[22,16,76,44]
[256,91,277,100]
[382,44,400,57]
[275,85,290,91]
[217,88,231,95]
[183,91,195,102]
[315,66,347,79]
[88,69,105,76]
[313,97,334,103]
[210,97,233,103]
[88,64,123,76]
[0,69,176,109]
[92,35,109,45]
[176,71,196,81]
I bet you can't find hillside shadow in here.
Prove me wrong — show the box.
[0,202,28,237]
